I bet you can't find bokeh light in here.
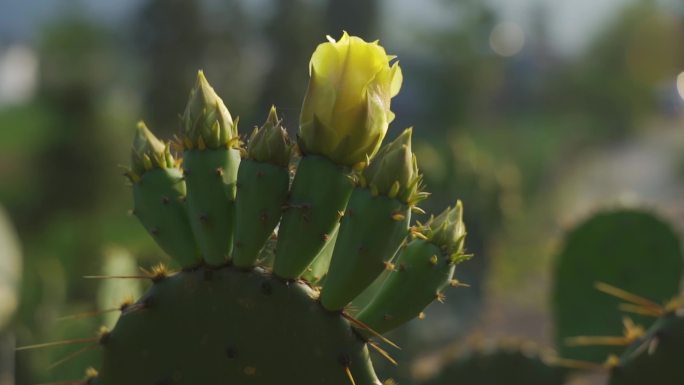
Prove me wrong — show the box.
[489,21,525,57]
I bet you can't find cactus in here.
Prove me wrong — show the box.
[27,34,471,385]
[607,306,684,385]
[422,340,566,385]
[552,209,683,362]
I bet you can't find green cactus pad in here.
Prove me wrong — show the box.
[321,188,410,311]
[273,155,354,279]
[552,209,683,362]
[423,342,566,385]
[608,312,684,385]
[356,239,457,334]
[90,266,381,385]
[232,159,289,268]
[301,224,339,284]
[133,168,200,267]
[183,148,241,266]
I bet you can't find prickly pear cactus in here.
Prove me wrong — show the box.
[422,341,566,385]
[32,34,471,385]
[607,308,684,385]
[552,209,683,362]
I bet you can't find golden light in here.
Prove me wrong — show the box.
[677,72,684,102]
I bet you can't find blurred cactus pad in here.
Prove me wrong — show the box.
[33,34,472,385]
[422,341,566,385]
[552,209,683,363]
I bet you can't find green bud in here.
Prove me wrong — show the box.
[419,201,467,260]
[130,121,175,177]
[182,70,239,149]
[363,127,425,204]
[247,106,292,168]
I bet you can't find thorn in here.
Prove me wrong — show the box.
[83,275,149,280]
[48,344,98,369]
[56,307,121,321]
[450,279,469,288]
[215,167,224,177]
[337,210,345,218]
[595,282,663,312]
[344,366,356,385]
[368,340,398,366]
[321,233,330,242]
[16,337,99,351]
[140,263,170,281]
[546,356,610,371]
[436,292,446,303]
[429,255,438,265]
[391,212,405,221]
[383,261,395,271]
[342,313,400,350]
[418,312,426,320]
[619,303,663,317]
[564,336,633,347]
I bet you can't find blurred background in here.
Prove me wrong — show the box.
[1,0,684,383]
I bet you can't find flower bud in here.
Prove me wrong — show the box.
[130,121,175,178]
[420,201,467,260]
[247,106,292,168]
[299,32,403,166]
[182,70,239,149]
[362,127,425,205]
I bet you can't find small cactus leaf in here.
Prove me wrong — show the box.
[183,148,241,266]
[356,239,457,334]
[608,311,684,385]
[232,159,289,268]
[321,188,410,311]
[133,168,201,267]
[93,267,382,385]
[423,342,566,385]
[301,223,339,284]
[552,209,683,362]
[273,154,354,279]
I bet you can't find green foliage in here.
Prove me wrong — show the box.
[552,209,683,362]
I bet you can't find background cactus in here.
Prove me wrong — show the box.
[421,340,567,385]
[551,209,683,363]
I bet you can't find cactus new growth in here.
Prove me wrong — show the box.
[31,34,471,385]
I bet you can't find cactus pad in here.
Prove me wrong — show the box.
[91,266,381,385]
[552,209,683,362]
[608,311,684,385]
[423,342,566,385]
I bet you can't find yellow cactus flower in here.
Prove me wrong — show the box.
[299,32,403,166]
